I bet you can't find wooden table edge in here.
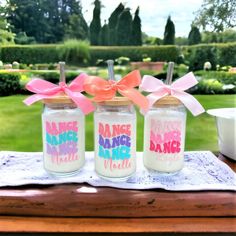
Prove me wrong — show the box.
[0,216,235,233]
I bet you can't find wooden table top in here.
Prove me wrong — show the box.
[0,153,235,234]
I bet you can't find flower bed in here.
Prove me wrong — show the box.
[130,62,165,71]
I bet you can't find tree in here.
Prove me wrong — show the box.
[0,5,15,44]
[14,31,36,44]
[99,21,109,45]
[5,0,88,43]
[131,7,142,45]
[108,3,124,45]
[116,8,132,46]
[6,0,41,40]
[201,29,236,43]
[65,14,88,40]
[89,0,101,45]
[163,16,175,45]
[188,26,201,45]
[61,0,88,39]
[219,29,236,42]
[194,0,236,32]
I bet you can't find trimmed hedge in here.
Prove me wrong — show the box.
[217,43,236,66]
[0,45,59,64]
[0,43,236,67]
[89,46,179,64]
[0,72,21,96]
[183,43,236,71]
[0,45,179,65]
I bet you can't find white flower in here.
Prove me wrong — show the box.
[203,61,212,70]
[223,84,235,90]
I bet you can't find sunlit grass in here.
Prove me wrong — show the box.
[0,95,235,152]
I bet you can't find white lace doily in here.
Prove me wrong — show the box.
[0,151,235,191]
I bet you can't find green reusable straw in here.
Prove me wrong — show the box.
[59,61,66,83]
[107,60,115,81]
[166,61,174,85]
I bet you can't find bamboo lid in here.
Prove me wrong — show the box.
[97,97,132,106]
[153,95,182,107]
[42,92,74,104]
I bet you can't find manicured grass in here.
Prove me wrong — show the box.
[0,95,235,152]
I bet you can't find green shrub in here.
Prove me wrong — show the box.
[197,79,224,94]
[48,63,57,70]
[188,71,236,94]
[185,44,217,71]
[57,40,90,65]
[218,65,232,71]
[14,32,36,45]
[12,61,20,69]
[194,70,236,85]
[153,72,179,81]
[115,56,130,65]
[32,71,79,83]
[0,72,21,96]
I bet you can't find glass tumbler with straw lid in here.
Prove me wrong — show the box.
[94,60,136,181]
[41,62,86,176]
[84,60,149,181]
[24,62,94,177]
[143,62,187,173]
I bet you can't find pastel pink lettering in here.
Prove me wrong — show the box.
[104,159,131,171]
[46,121,78,135]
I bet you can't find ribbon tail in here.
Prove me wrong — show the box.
[118,88,149,110]
[173,91,205,116]
[23,94,52,105]
[65,90,95,115]
[171,72,198,91]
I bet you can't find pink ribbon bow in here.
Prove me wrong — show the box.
[23,73,94,115]
[140,72,205,116]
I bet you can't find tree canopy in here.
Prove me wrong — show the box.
[5,0,88,43]
[0,5,15,44]
[194,0,236,32]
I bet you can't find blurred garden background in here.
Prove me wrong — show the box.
[0,0,235,152]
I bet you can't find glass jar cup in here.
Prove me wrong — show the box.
[42,95,85,176]
[94,97,136,181]
[143,96,187,173]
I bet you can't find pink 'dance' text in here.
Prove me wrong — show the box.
[150,119,182,154]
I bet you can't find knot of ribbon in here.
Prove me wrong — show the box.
[140,72,205,116]
[83,70,149,110]
[23,73,95,115]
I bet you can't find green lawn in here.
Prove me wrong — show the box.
[0,95,235,152]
